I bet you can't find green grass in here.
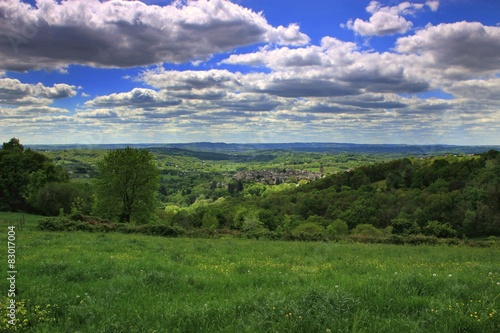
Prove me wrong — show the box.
[0,212,43,231]
[0,216,498,332]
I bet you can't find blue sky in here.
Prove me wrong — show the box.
[1,0,499,145]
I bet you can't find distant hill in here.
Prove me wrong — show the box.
[27,142,500,155]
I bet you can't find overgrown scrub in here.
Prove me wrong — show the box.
[36,214,500,247]
[37,215,123,233]
[3,228,499,332]
[37,214,185,237]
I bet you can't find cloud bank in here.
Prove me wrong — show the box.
[0,0,309,71]
[0,0,498,145]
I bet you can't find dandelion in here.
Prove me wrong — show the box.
[433,273,437,277]
[448,274,452,277]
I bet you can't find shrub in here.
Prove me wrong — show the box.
[201,213,219,230]
[37,214,188,237]
[351,224,383,237]
[327,219,349,238]
[291,222,328,241]
[37,215,117,232]
[127,225,185,237]
[32,182,93,216]
[349,224,385,243]
[391,217,421,235]
[423,221,457,238]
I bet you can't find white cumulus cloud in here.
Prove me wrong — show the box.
[0,0,309,71]
[0,78,76,103]
[396,21,500,77]
[343,1,437,37]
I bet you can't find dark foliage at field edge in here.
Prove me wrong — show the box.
[36,213,498,247]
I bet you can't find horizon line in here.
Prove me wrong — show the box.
[21,141,500,147]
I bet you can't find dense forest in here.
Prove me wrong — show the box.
[1,138,499,241]
[166,150,500,240]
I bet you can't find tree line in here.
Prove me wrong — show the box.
[164,150,500,239]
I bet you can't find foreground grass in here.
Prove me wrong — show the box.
[0,216,498,332]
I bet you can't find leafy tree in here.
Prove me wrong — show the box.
[162,205,181,225]
[462,209,477,237]
[282,214,304,234]
[201,212,219,230]
[425,193,453,221]
[0,138,67,211]
[2,138,23,151]
[340,197,380,228]
[412,207,430,227]
[305,214,330,227]
[391,217,421,235]
[94,147,160,223]
[327,219,349,237]
[26,162,69,206]
[291,222,327,241]
[242,182,266,197]
[386,171,403,190]
[173,209,196,229]
[241,212,264,233]
[32,182,93,216]
[348,169,370,189]
[241,211,269,238]
[423,221,457,238]
[351,224,383,237]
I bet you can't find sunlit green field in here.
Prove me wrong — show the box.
[1,213,499,332]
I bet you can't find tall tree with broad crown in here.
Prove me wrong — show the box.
[94,147,160,223]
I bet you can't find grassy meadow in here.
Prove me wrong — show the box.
[1,212,499,332]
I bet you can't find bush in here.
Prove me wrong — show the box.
[126,225,185,237]
[423,221,457,238]
[327,219,349,238]
[37,215,117,232]
[32,182,93,216]
[351,224,383,237]
[37,215,185,237]
[391,217,421,235]
[291,222,328,241]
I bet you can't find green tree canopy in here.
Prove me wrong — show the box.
[0,138,67,211]
[94,147,160,223]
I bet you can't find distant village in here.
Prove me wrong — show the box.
[233,168,324,185]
